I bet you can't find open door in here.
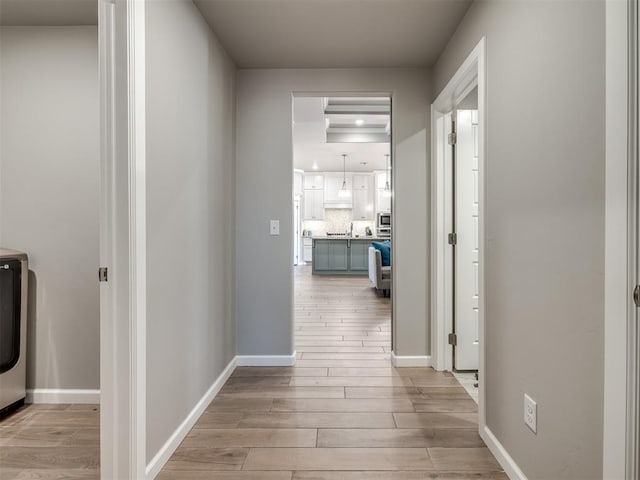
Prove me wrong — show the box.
[452,109,479,371]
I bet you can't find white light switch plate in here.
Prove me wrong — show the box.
[270,220,280,236]
[524,393,537,434]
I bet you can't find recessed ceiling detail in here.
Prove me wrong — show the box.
[293,97,390,172]
[324,97,390,144]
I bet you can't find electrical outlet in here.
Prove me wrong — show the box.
[524,393,537,434]
[270,220,280,236]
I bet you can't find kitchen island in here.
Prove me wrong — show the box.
[311,236,389,275]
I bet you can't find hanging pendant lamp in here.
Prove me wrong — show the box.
[383,154,392,197]
[338,154,351,198]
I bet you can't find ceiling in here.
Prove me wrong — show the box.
[0,1,473,68]
[293,97,390,173]
[194,0,473,68]
[0,0,98,26]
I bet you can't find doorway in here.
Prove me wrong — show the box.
[291,94,393,366]
[431,37,486,421]
[0,5,107,478]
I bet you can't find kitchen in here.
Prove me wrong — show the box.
[292,97,392,277]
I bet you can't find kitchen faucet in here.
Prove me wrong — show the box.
[350,222,354,238]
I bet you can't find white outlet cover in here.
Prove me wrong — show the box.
[270,220,280,236]
[524,393,537,434]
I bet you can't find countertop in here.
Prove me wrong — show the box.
[308,236,390,241]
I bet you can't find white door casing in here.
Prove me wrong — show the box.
[99,0,147,477]
[454,110,480,371]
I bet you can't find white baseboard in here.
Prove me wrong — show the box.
[481,425,528,480]
[26,389,100,404]
[236,351,296,367]
[145,356,237,479]
[390,352,432,367]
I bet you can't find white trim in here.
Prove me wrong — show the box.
[99,0,147,477]
[128,0,147,478]
[236,352,297,367]
[145,357,237,479]
[430,37,487,429]
[603,0,631,477]
[481,426,528,480]
[26,389,100,404]
[390,352,432,367]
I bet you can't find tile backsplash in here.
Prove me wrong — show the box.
[303,209,375,237]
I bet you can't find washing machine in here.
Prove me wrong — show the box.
[0,249,28,416]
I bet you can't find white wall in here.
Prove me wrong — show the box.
[434,1,605,478]
[145,0,236,462]
[235,68,431,359]
[0,26,100,392]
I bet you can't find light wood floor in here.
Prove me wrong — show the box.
[0,266,505,479]
[158,265,505,479]
[0,403,100,479]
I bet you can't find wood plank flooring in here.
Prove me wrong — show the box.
[159,265,505,479]
[0,266,504,479]
[0,404,100,479]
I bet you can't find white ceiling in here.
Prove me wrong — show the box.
[194,0,473,69]
[0,0,98,26]
[293,97,390,173]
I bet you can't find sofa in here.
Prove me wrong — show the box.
[368,247,391,295]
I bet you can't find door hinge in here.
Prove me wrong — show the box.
[448,333,457,346]
[98,267,108,282]
[448,132,457,145]
[634,285,640,307]
[448,233,457,246]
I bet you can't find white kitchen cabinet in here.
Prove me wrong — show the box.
[352,188,374,220]
[303,237,313,263]
[375,170,390,189]
[376,189,392,214]
[352,174,372,190]
[374,170,392,213]
[303,174,324,190]
[303,189,324,220]
[324,173,353,206]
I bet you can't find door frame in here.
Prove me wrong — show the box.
[99,0,147,477]
[430,37,486,420]
[627,0,640,476]
[602,0,640,477]
[290,91,395,351]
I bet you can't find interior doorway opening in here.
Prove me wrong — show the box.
[0,6,103,477]
[291,94,394,367]
[431,37,487,424]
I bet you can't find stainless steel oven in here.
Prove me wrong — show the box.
[0,249,28,416]
[376,213,391,236]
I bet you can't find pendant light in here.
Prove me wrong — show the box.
[338,154,351,198]
[383,154,392,197]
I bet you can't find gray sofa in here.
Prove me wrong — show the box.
[368,247,391,295]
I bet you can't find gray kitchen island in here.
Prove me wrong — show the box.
[311,236,389,275]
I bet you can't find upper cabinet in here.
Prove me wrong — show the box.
[303,189,324,220]
[352,174,372,191]
[352,174,374,220]
[303,174,324,190]
[324,173,353,207]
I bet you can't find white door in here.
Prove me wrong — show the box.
[454,109,479,370]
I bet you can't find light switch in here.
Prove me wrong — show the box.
[270,220,280,236]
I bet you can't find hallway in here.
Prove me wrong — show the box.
[156,267,505,478]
